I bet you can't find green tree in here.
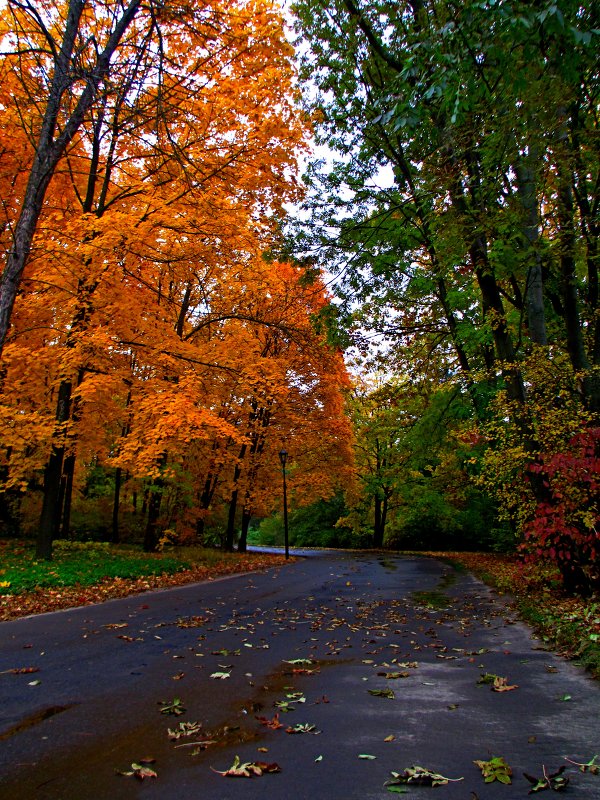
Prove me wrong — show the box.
[292,0,599,585]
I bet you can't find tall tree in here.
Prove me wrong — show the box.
[291,0,599,584]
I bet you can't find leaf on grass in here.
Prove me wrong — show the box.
[474,756,512,784]
[524,765,569,793]
[368,688,395,699]
[212,755,281,778]
[385,765,464,788]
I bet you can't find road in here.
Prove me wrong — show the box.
[1,551,598,799]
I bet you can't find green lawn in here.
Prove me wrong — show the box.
[0,538,189,594]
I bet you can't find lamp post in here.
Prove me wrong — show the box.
[279,449,289,559]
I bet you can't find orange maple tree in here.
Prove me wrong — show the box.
[0,0,354,557]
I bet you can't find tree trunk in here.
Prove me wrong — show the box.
[515,157,547,346]
[143,487,162,552]
[111,467,122,543]
[60,453,76,538]
[225,488,239,552]
[373,494,384,548]
[37,380,73,559]
[0,0,143,354]
[238,508,251,553]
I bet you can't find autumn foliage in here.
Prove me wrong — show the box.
[0,0,354,557]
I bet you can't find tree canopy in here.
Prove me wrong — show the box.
[290,0,599,591]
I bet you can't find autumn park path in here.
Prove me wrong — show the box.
[0,552,598,800]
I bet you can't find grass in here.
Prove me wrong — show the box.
[0,539,191,594]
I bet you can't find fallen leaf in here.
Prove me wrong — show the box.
[377,671,410,679]
[167,721,202,740]
[564,755,599,774]
[368,688,395,699]
[117,762,158,780]
[523,765,569,793]
[385,765,464,788]
[256,713,283,730]
[474,756,512,784]
[211,755,281,778]
[286,723,321,735]
[492,676,519,692]
[0,666,40,675]
[159,698,185,716]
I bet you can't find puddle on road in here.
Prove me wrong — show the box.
[411,567,458,609]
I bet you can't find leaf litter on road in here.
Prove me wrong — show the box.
[116,758,157,780]
[523,765,569,793]
[385,765,464,789]
[211,755,281,778]
[473,756,512,784]
[564,754,600,774]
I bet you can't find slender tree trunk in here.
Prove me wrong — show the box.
[225,487,239,552]
[196,469,220,545]
[143,453,166,552]
[112,467,122,543]
[515,157,547,346]
[143,487,162,552]
[59,453,76,538]
[373,494,384,548]
[238,508,251,553]
[225,442,247,551]
[37,380,73,559]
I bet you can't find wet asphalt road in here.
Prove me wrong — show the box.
[0,551,599,799]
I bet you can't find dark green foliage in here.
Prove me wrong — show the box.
[252,493,362,549]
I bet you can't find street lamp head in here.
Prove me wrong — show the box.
[279,448,288,467]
